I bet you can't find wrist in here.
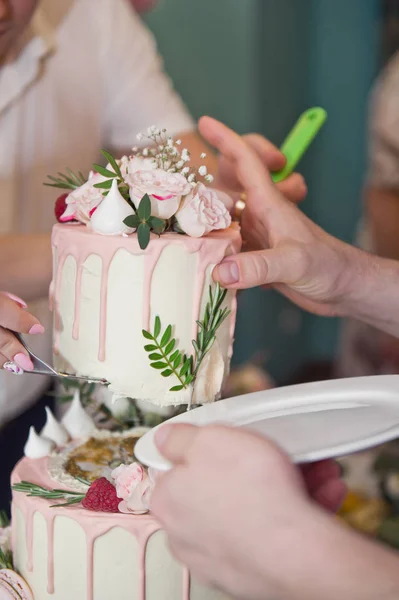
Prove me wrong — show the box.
[273,506,399,600]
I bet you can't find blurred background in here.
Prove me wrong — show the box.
[144,0,382,385]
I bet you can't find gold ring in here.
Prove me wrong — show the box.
[234,193,246,221]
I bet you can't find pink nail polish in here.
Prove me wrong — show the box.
[3,361,24,375]
[29,324,45,335]
[0,291,27,309]
[13,353,34,371]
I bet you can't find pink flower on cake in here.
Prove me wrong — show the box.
[111,462,145,500]
[176,183,232,237]
[128,169,191,219]
[119,155,157,179]
[60,172,105,224]
[111,463,158,515]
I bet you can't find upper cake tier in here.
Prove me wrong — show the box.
[46,128,242,406]
[51,224,241,405]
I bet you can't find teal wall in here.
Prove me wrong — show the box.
[146,0,381,382]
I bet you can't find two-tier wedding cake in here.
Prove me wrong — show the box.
[2,128,241,599]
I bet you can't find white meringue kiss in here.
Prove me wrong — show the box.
[90,179,134,236]
[41,407,70,447]
[24,426,54,459]
[61,389,95,439]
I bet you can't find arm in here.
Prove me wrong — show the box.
[367,186,399,259]
[0,233,52,301]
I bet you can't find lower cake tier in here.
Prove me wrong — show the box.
[11,458,228,600]
[51,224,242,406]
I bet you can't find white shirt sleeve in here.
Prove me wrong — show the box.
[96,0,195,149]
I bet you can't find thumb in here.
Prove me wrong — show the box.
[155,424,199,465]
[213,246,305,289]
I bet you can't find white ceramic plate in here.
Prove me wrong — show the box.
[134,375,399,470]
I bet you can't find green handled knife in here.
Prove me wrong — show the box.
[271,107,327,183]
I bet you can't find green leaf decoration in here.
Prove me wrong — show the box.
[101,150,122,179]
[0,510,9,528]
[12,481,86,508]
[93,179,113,190]
[191,283,231,378]
[142,317,193,390]
[149,216,166,235]
[93,164,118,179]
[154,316,161,338]
[170,385,184,392]
[44,170,87,191]
[138,194,151,222]
[124,215,141,229]
[0,547,13,570]
[137,223,151,250]
[160,325,172,347]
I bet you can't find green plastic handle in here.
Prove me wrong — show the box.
[271,107,327,184]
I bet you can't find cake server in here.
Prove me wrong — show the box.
[3,330,107,384]
[134,375,399,470]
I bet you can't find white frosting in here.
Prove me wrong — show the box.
[192,340,225,405]
[24,427,54,459]
[41,407,70,447]
[61,390,95,439]
[90,179,134,236]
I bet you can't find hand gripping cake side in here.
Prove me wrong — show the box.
[8,395,230,600]
[49,129,241,406]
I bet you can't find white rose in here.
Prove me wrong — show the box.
[119,155,157,179]
[176,183,232,237]
[61,172,106,224]
[128,168,191,219]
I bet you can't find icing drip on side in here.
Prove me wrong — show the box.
[51,225,241,365]
[46,514,55,594]
[183,568,191,600]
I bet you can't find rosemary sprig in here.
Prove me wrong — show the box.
[0,510,9,528]
[0,547,13,570]
[44,169,87,191]
[12,481,86,508]
[143,317,193,391]
[192,283,230,377]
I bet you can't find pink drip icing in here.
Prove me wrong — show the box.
[72,263,84,340]
[51,225,242,370]
[12,458,165,600]
[47,514,55,594]
[182,568,191,600]
[53,253,68,354]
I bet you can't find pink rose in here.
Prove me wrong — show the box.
[61,172,105,224]
[111,462,145,500]
[128,169,191,219]
[176,183,232,237]
[111,463,159,515]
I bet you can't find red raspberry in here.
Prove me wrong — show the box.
[54,194,69,222]
[82,477,121,513]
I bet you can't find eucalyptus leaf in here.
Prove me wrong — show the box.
[138,194,151,221]
[124,215,140,229]
[137,223,150,250]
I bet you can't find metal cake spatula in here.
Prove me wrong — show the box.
[5,331,107,384]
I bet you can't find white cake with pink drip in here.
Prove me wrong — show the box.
[3,129,240,599]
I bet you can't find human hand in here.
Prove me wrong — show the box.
[199,117,361,318]
[151,424,345,600]
[214,132,308,206]
[0,292,44,373]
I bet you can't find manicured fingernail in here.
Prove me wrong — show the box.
[3,361,24,375]
[0,292,27,309]
[13,353,34,371]
[155,425,172,449]
[216,261,239,285]
[29,324,45,335]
